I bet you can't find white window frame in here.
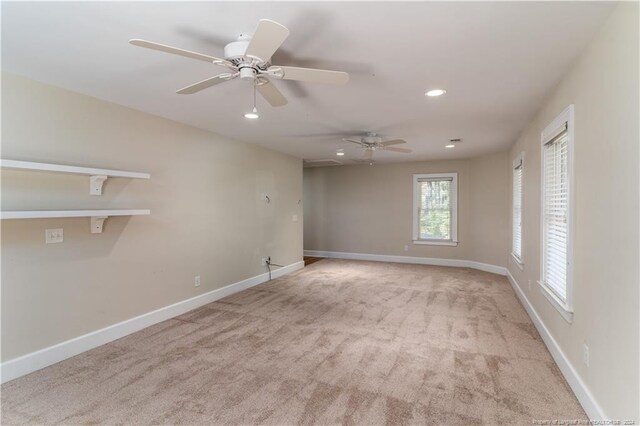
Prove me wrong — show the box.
[511,152,525,270]
[412,172,458,246]
[538,104,575,323]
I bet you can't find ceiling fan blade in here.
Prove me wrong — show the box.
[269,66,349,85]
[129,39,231,67]
[343,138,365,146]
[256,80,287,107]
[380,139,406,147]
[245,19,290,62]
[383,146,413,153]
[176,73,235,95]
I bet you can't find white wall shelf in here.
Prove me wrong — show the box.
[0,159,151,195]
[0,209,151,233]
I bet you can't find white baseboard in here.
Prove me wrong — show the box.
[506,270,607,420]
[0,260,304,384]
[304,250,507,276]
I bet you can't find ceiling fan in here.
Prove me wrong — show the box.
[344,133,412,162]
[129,19,350,108]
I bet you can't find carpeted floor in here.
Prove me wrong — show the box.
[1,259,586,425]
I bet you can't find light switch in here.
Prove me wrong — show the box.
[292,215,298,222]
[45,228,63,244]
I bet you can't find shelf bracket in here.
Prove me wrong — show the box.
[90,216,108,234]
[89,175,108,196]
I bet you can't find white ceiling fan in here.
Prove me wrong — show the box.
[344,133,412,162]
[129,19,350,108]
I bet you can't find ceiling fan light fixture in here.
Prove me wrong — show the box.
[244,107,259,119]
[426,89,447,97]
[336,149,345,156]
[445,144,455,149]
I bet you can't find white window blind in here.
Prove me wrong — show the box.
[512,158,523,262]
[418,177,452,240]
[542,125,569,301]
[412,173,458,245]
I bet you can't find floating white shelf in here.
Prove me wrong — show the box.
[0,209,151,233]
[0,159,150,195]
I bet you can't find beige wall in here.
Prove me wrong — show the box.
[508,3,639,420]
[1,73,303,361]
[303,150,510,268]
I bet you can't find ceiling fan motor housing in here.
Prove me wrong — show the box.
[224,34,266,82]
[223,34,252,61]
[363,133,382,144]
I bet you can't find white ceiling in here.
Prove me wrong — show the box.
[2,1,615,163]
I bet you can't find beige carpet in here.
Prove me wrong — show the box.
[1,259,586,425]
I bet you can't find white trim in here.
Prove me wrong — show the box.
[506,270,606,421]
[304,250,506,276]
[512,152,525,169]
[412,240,458,246]
[0,260,304,384]
[538,280,574,323]
[412,172,458,244]
[510,253,524,271]
[540,104,575,311]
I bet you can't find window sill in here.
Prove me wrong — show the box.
[511,253,524,270]
[413,240,458,247]
[538,281,573,324]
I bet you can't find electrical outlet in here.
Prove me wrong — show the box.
[404,245,409,252]
[45,228,63,244]
[262,257,269,266]
[194,276,201,287]
[292,214,298,222]
[582,343,589,367]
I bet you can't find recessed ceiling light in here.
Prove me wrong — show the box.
[244,107,259,119]
[336,152,345,156]
[426,89,447,97]
[445,144,455,149]
[336,149,345,156]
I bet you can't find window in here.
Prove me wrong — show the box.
[412,173,458,246]
[540,105,574,320]
[512,153,524,266]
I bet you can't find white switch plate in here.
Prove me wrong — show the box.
[45,228,63,244]
[292,214,298,222]
[194,276,201,287]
